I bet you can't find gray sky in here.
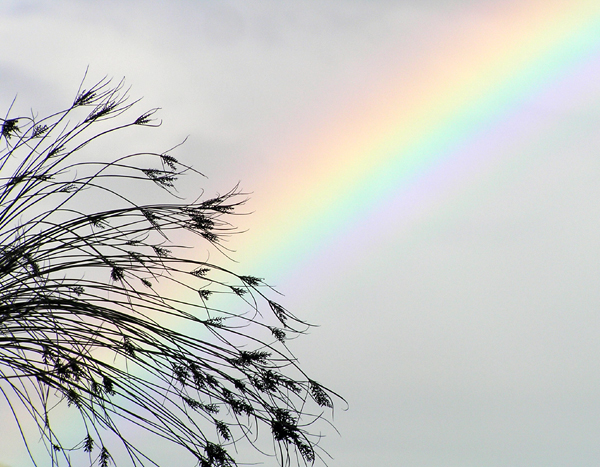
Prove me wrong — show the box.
[2,1,600,466]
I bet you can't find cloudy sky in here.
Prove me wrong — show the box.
[2,1,600,466]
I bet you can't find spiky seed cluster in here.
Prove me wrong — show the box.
[0,76,339,467]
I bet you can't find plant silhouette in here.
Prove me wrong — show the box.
[0,75,338,467]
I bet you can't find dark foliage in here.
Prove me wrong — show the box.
[0,75,339,467]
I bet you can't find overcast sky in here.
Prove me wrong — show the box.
[2,1,600,466]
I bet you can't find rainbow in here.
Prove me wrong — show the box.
[4,3,600,465]
[227,1,600,284]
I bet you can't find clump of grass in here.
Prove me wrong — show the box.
[0,74,339,467]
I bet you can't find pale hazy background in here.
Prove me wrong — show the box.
[1,1,600,466]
